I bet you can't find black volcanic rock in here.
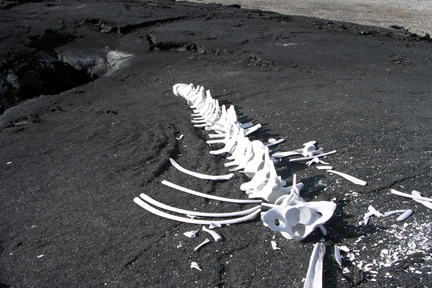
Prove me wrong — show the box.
[1,1,432,287]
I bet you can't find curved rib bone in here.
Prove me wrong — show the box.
[161,180,262,204]
[170,158,234,181]
[139,193,261,218]
[134,197,262,225]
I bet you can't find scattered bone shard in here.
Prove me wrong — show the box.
[190,261,202,271]
[183,229,200,238]
[334,244,342,267]
[194,238,211,252]
[202,226,222,242]
[304,243,325,288]
[327,170,367,186]
[396,209,413,221]
[271,240,281,250]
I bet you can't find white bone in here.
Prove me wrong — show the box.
[202,226,222,242]
[261,201,336,241]
[193,239,210,252]
[265,138,285,147]
[390,189,432,203]
[161,180,262,204]
[209,223,222,229]
[368,205,383,217]
[184,229,200,238]
[170,158,234,181]
[239,123,253,129]
[241,141,267,179]
[327,170,366,186]
[244,124,261,136]
[134,197,261,225]
[139,193,261,218]
[289,150,337,162]
[412,190,432,209]
[304,242,325,288]
[396,209,413,221]
[271,240,281,250]
[318,224,327,236]
[316,166,333,170]
[334,244,342,267]
[209,125,242,155]
[191,261,202,270]
[272,151,302,158]
[339,246,350,253]
[383,209,406,216]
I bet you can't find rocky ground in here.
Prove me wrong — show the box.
[1,0,432,287]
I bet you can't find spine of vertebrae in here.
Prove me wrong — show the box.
[134,83,337,242]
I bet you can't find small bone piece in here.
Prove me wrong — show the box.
[396,209,413,221]
[194,238,211,252]
[170,158,234,180]
[271,240,281,250]
[334,244,342,267]
[316,166,333,170]
[339,246,350,253]
[190,261,202,271]
[368,205,384,217]
[289,150,337,162]
[383,209,406,217]
[265,138,285,147]
[202,226,222,242]
[209,223,222,229]
[184,229,200,238]
[327,170,367,186]
[318,224,327,236]
[304,243,326,288]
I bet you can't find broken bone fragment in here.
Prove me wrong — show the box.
[184,229,200,238]
[396,209,413,221]
[190,261,202,271]
[327,170,367,186]
[304,242,326,288]
[334,244,342,267]
[202,226,222,242]
[194,238,211,252]
[271,240,281,250]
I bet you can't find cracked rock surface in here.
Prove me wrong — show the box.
[1,0,432,287]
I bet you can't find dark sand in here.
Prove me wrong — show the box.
[1,0,432,287]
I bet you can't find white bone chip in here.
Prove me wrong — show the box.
[271,240,281,250]
[327,170,367,186]
[316,166,333,170]
[396,209,413,221]
[191,261,202,271]
[334,244,342,267]
[183,229,199,238]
